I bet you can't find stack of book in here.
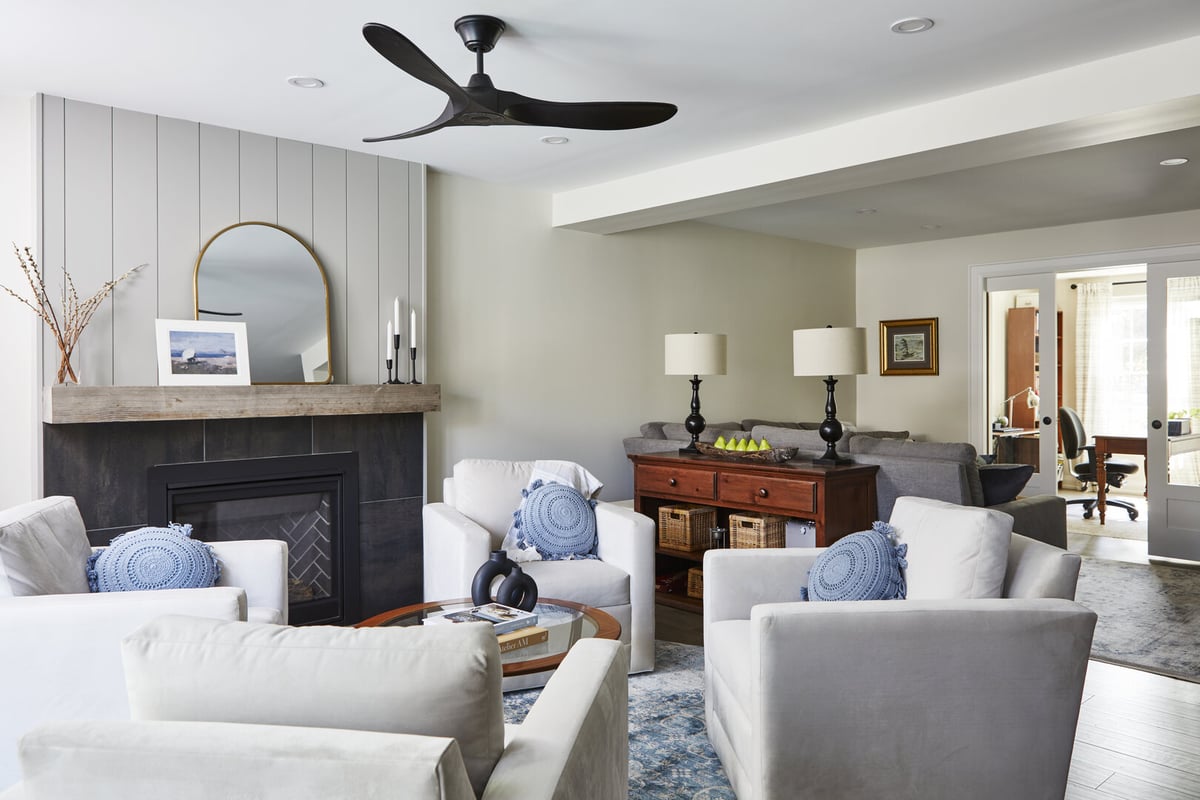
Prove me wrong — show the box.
[423,602,548,653]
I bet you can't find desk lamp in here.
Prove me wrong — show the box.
[792,326,867,465]
[665,333,727,454]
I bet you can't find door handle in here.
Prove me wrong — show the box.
[1152,420,1163,430]
[1042,416,1053,426]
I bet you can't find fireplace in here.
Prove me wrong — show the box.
[148,452,360,625]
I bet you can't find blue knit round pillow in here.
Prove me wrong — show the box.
[801,522,907,602]
[87,523,221,593]
[517,480,598,560]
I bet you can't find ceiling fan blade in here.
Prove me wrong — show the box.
[363,102,462,142]
[503,100,677,131]
[362,22,469,102]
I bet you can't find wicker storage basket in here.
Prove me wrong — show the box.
[687,566,704,599]
[729,513,788,549]
[657,505,717,551]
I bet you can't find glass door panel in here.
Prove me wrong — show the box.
[1148,263,1200,560]
[985,274,1059,496]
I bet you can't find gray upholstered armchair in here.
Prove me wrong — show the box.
[703,496,1096,800]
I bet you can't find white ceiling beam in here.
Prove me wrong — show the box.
[552,35,1200,235]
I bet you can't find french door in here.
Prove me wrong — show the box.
[1147,260,1200,560]
[984,273,1060,497]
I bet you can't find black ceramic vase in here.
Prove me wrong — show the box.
[496,565,538,611]
[471,550,513,606]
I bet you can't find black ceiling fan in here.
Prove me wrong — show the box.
[362,15,678,141]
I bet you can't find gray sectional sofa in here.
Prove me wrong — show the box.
[623,419,1067,548]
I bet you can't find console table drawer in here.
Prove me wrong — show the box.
[636,464,716,500]
[719,473,816,514]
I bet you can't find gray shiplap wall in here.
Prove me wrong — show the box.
[37,95,425,387]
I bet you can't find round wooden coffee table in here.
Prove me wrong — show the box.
[357,598,620,677]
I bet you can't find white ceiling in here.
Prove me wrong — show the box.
[5,0,1200,248]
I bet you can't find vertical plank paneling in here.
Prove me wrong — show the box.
[40,97,423,390]
[346,151,380,385]
[313,145,347,385]
[63,100,114,386]
[379,156,409,381]
[198,124,239,243]
[239,131,276,224]
[408,162,426,383]
[111,109,158,385]
[277,139,313,243]
[157,117,200,322]
[40,96,65,386]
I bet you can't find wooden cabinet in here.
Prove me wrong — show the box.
[629,452,879,612]
[1006,306,1062,430]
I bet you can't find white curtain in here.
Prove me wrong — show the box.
[1075,282,1113,434]
[1167,276,1200,486]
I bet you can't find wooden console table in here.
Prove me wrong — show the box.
[629,452,878,611]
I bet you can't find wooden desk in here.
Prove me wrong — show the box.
[1093,433,1200,523]
[992,429,1040,470]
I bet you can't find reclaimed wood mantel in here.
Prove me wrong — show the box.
[43,383,441,424]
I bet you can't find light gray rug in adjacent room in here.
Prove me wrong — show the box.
[1075,555,1200,682]
[503,641,734,800]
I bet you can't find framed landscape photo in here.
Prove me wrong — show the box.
[155,319,251,386]
[880,318,938,376]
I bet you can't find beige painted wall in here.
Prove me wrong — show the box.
[0,94,37,507]
[426,172,857,501]
[856,209,1200,444]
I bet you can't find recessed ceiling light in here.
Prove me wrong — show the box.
[540,135,569,145]
[891,17,934,34]
[856,208,878,215]
[287,76,325,89]
[1160,157,1189,166]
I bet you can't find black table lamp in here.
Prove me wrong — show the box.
[665,332,727,454]
[793,326,867,465]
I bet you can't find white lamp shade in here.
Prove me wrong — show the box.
[793,327,867,376]
[665,333,727,376]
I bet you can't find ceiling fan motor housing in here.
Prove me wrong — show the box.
[454,15,506,53]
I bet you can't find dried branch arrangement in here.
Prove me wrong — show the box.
[1,244,143,383]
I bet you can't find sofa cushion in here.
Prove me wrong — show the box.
[640,421,668,439]
[122,615,505,798]
[849,437,984,506]
[87,523,220,593]
[978,463,1035,506]
[452,459,534,542]
[750,425,828,453]
[888,496,1012,599]
[851,429,911,440]
[662,421,743,443]
[801,522,907,601]
[740,419,803,431]
[522,558,631,608]
[0,495,93,597]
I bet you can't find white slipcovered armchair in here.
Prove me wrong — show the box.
[3,616,629,800]
[703,496,1097,800]
[423,459,655,686]
[0,496,288,790]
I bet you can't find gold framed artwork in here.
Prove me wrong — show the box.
[879,318,938,376]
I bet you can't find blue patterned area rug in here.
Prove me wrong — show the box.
[502,640,734,799]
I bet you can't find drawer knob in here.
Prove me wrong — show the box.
[758,488,769,498]
[668,478,677,487]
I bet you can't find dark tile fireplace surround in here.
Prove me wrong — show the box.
[43,412,425,623]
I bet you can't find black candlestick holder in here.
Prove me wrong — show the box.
[409,346,421,385]
[389,334,405,384]
[384,358,396,384]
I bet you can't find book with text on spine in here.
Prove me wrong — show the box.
[496,625,549,653]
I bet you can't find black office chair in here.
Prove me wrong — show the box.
[1058,406,1139,521]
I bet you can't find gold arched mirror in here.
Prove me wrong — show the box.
[194,222,332,384]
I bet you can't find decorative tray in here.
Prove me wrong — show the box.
[694,442,798,463]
